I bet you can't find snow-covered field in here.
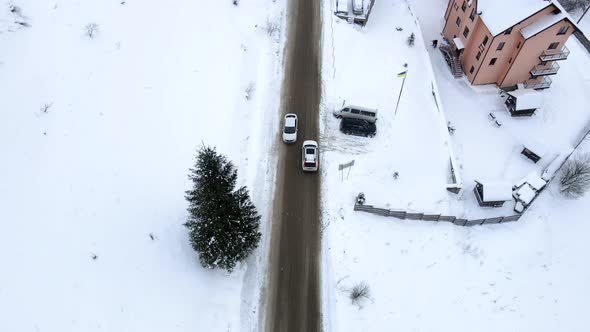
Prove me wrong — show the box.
[0,1,284,331]
[321,0,590,331]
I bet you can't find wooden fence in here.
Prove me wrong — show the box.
[353,204,521,226]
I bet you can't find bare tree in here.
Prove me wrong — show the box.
[349,281,370,305]
[558,0,590,12]
[560,153,590,199]
[85,23,99,38]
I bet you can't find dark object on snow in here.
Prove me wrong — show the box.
[432,39,438,48]
[395,27,403,31]
[407,33,415,46]
[356,192,366,205]
[233,0,239,5]
[91,253,98,260]
[340,118,376,137]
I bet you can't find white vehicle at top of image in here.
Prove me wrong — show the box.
[301,140,319,172]
[282,113,298,143]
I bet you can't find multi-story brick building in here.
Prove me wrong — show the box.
[443,0,578,89]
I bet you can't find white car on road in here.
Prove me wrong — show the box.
[301,140,319,172]
[282,113,298,143]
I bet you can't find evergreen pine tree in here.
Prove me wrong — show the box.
[184,146,261,272]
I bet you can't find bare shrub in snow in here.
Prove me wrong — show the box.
[265,19,280,37]
[244,82,255,100]
[349,281,370,305]
[560,154,590,199]
[233,0,239,5]
[85,23,99,38]
[40,103,53,113]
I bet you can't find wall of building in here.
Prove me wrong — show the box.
[500,19,575,87]
[443,2,575,88]
[443,0,478,49]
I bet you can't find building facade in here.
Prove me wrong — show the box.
[443,0,577,89]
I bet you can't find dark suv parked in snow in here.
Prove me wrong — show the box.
[339,118,376,137]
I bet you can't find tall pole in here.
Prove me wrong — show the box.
[394,71,408,116]
[578,4,590,24]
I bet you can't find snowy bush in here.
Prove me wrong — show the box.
[559,154,590,199]
[349,281,370,305]
[85,23,99,38]
[558,0,589,12]
[407,33,415,47]
[184,146,262,272]
[40,103,52,114]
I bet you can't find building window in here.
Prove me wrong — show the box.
[548,42,559,50]
[469,66,474,74]
[456,17,461,27]
[508,57,512,64]
[504,27,513,35]
[454,2,459,10]
[482,36,489,46]
[461,1,467,12]
[470,8,476,21]
[497,42,505,51]
[463,27,470,38]
[489,58,497,65]
[517,41,521,49]
[476,51,481,60]
[557,26,569,35]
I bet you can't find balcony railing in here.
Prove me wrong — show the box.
[524,76,552,90]
[539,46,570,61]
[530,62,560,76]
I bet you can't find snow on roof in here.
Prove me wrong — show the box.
[522,139,548,157]
[515,184,536,204]
[516,171,547,190]
[508,89,543,110]
[453,37,465,50]
[477,0,552,35]
[480,181,512,202]
[521,12,567,39]
[523,172,547,190]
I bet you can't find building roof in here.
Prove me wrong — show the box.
[515,171,547,190]
[479,181,512,202]
[521,12,567,39]
[515,184,536,204]
[508,89,543,110]
[477,0,552,36]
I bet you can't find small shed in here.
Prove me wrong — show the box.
[474,181,512,207]
[505,89,543,117]
[521,140,547,163]
[514,171,547,191]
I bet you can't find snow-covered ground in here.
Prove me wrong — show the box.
[0,1,284,331]
[321,0,590,331]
